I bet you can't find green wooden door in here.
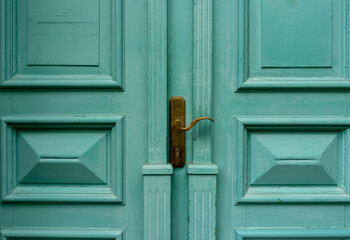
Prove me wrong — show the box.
[0,0,154,239]
[213,0,350,239]
[3,1,350,240]
[168,0,350,239]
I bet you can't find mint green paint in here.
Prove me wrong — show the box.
[188,174,216,240]
[2,0,349,239]
[193,0,213,164]
[143,173,172,240]
[213,0,350,239]
[187,164,218,175]
[0,0,147,239]
[2,116,124,202]
[188,0,218,239]
[233,117,350,203]
[236,0,348,90]
[144,0,172,239]
[147,0,168,164]
[27,0,100,66]
[235,229,350,239]
[167,0,193,237]
[261,0,333,67]
[1,0,124,88]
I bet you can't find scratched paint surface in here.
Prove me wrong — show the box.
[27,0,100,65]
[261,0,333,67]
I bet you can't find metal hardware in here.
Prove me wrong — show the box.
[175,117,214,132]
[170,96,214,167]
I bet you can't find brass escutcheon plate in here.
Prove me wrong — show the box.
[169,96,186,167]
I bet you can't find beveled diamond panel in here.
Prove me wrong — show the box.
[1,116,124,202]
[250,132,338,186]
[18,130,107,184]
[234,118,350,203]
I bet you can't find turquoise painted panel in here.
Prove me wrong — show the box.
[250,132,338,185]
[0,0,124,88]
[1,116,124,202]
[234,229,350,240]
[193,0,213,163]
[143,168,172,240]
[261,0,332,67]
[188,166,217,240]
[1,228,123,240]
[18,131,107,184]
[147,0,168,164]
[235,0,348,90]
[27,0,100,66]
[211,0,350,238]
[0,0,147,238]
[234,118,350,203]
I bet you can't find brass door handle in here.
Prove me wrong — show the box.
[170,96,214,167]
[174,117,214,132]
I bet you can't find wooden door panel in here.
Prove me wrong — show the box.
[235,229,350,240]
[234,118,350,203]
[1,228,123,240]
[235,0,347,90]
[1,0,123,88]
[0,0,147,239]
[1,116,124,202]
[212,0,350,238]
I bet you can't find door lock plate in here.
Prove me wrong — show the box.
[169,96,214,167]
[170,96,186,167]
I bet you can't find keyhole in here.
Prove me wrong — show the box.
[174,146,181,158]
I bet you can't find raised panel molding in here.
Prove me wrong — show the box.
[142,165,172,240]
[234,0,350,91]
[193,0,213,163]
[1,115,125,202]
[0,0,124,89]
[1,228,123,240]
[145,0,171,239]
[234,117,350,203]
[189,1,217,240]
[148,0,167,164]
[188,165,218,240]
[234,228,350,240]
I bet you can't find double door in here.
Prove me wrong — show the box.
[1,0,350,240]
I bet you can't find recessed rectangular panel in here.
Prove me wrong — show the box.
[1,0,124,88]
[261,0,333,68]
[27,0,100,66]
[235,0,346,90]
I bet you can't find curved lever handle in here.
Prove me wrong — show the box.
[175,117,214,132]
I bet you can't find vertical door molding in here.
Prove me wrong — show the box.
[193,0,213,163]
[143,0,172,239]
[188,0,218,239]
[147,0,167,164]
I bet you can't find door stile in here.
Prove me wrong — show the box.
[188,0,218,239]
[143,0,173,239]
